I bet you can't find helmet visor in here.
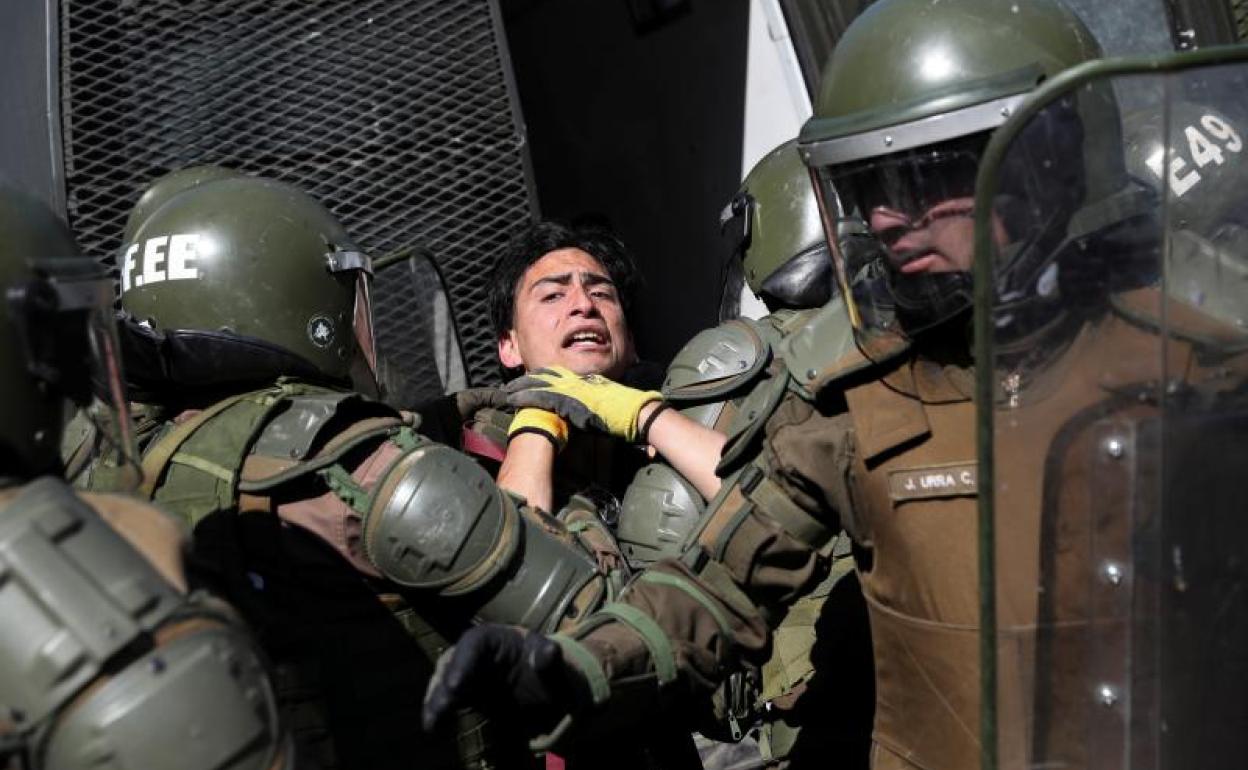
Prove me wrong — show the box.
[815,132,991,339]
[8,264,140,481]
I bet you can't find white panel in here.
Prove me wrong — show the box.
[738,0,810,319]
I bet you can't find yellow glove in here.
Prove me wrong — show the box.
[507,407,569,451]
[503,366,662,442]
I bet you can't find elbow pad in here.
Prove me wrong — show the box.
[616,462,704,568]
[363,444,606,632]
[0,478,289,770]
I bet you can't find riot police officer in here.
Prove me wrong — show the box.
[611,138,872,768]
[0,181,291,770]
[82,171,623,770]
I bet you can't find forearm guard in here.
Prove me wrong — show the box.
[0,478,290,770]
[362,443,610,633]
[531,412,851,750]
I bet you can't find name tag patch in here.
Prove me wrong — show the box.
[888,462,977,502]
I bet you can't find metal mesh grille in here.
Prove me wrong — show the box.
[60,0,531,398]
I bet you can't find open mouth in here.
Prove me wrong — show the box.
[563,329,609,349]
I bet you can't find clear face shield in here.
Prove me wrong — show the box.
[7,260,141,483]
[811,132,993,353]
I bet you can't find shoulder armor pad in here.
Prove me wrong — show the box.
[45,598,289,770]
[0,479,182,727]
[663,319,771,429]
[251,389,363,459]
[241,388,410,490]
[778,296,909,397]
[663,318,771,403]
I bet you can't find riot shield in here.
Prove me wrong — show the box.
[975,48,1248,770]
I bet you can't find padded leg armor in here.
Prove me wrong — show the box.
[0,478,290,770]
[364,444,609,633]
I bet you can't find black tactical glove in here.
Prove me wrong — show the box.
[422,625,588,739]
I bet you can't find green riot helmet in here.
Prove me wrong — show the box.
[120,165,244,245]
[1122,98,1248,332]
[1124,100,1248,244]
[721,139,835,312]
[799,0,1104,349]
[118,175,377,394]
[0,181,137,478]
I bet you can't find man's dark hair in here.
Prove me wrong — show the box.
[488,220,641,339]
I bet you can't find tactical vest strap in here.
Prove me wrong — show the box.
[145,387,297,526]
[739,463,834,552]
[597,603,678,685]
[169,451,234,483]
[690,467,755,564]
[138,390,253,498]
[549,633,611,705]
[715,367,791,476]
[318,464,370,514]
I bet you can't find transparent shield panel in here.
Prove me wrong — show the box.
[1147,58,1248,770]
[374,248,469,408]
[980,53,1248,770]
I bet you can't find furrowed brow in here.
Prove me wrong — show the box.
[579,272,615,288]
[530,273,573,292]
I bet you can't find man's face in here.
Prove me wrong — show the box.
[498,247,636,379]
[868,197,973,274]
[869,196,1003,275]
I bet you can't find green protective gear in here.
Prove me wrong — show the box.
[0,478,288,770]
[722,139,833,311]
[617,300,864,567]
[0,181,135,480]
[662,317,771,429]
[87,378,617,767]
[616,463,703,567]
[120,165,244,245]
[1123,99,1248,242]
[364,443,606,633]
[801,0,1101,152]
[120,380,609,632]
[610,299,870,751]
[798,0,1107,350]
[118,174,376,390]
[504,366,662,443]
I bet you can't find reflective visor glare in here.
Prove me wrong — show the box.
[831,150,982,227]
[825,132,990,226]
